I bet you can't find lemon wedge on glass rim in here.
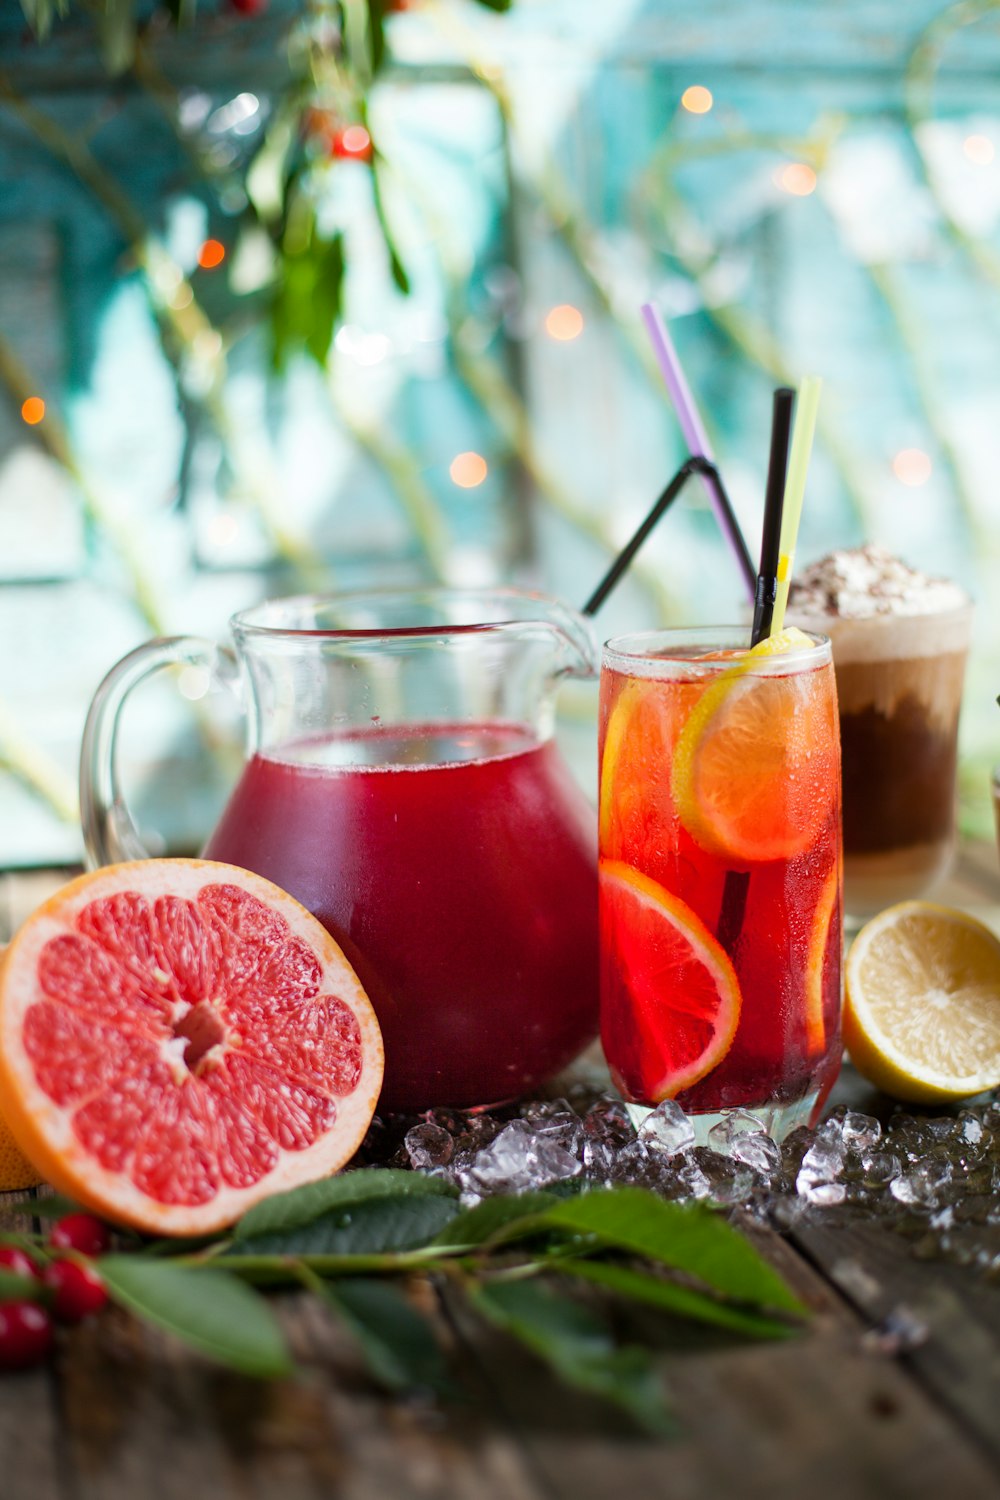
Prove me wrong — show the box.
[845,901,1000,1104]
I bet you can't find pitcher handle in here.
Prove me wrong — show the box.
[79,636,237,870]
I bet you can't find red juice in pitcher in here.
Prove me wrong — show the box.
[205,722,599,1111]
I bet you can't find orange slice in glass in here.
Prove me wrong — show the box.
[804,862,841,1055]
[600,859,742,1103]
[600,679,676,862]
[671,628,838,863]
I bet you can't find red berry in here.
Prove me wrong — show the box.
[0,1247,40,1283]
[43,1260,108,1324]
[0,1302,53,1370]
[228,0,268,13]
[49,1214,110,1258]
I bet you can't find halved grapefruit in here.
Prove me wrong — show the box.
[600,859,741,1104]
[0,860,384,1235]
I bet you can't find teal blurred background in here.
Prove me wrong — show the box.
[2,0,999,866]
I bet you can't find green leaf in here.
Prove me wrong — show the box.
[0,1269,41,1301]
[430,1191,559,1249]
[18,1194,91,1218]
[371,160,410,295]
[272,220,345,370]
[99,1256,292,1379]
[19,0,67,40]
[232,1193,461,1258]
[552,1259,797,1341]
[320,1279,451,1394]
[472,0,512,10]
[98,0,136,74]
[236,1169,458,1241]
[342,0,375,85]
[537,1190,806,1316]
[306,233,346,366]
[367,0,387,74]
[469,1279,672,1436]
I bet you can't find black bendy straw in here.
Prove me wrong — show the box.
[582,455,751,618]
[750,387,796,646]
[718,385,796,958]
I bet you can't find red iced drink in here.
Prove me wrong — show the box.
[599,630,842,1136]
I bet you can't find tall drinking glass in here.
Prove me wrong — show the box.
[599,628,843,1140]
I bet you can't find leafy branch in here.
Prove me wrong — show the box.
[4,1172,805,1433]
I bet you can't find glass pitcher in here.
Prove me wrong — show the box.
[80,588,600,1112]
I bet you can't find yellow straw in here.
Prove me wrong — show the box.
[769,375,823,636]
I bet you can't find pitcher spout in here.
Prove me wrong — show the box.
[521,594,599,681]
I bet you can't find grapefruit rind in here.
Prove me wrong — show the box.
[844,900,1000,1104]
[0,947,43,1190]
[0,860,384,1235]
[599,859,742,1102]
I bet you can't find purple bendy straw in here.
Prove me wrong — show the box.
[640,302,756,601]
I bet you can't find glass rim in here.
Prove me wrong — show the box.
[602,625,832,678]
[231,586,582,641]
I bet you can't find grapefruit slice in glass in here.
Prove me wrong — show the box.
[600,859,741,1104]
[0,860,384,1235]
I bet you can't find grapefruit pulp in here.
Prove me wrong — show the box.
[599,859,742,1103]
[0,860,384,1234]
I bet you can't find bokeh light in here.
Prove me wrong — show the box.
[963,134,995,166]
[775,162,817,196]
[892,448,933,486]
[21,397,45,425]
[544,304,585,341]
[450,451,488,488]
[197,239,226,270]
[178,666,211,702]
[336,125,372,160]
[681,85,713,115]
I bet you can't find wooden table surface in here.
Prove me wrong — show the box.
[3,851,1000,1500]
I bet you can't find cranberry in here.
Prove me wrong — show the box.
[49,1214,110,1258]
[0,1247,40,1283]
[43,1260,108,1324]
[0,1302,53,1370]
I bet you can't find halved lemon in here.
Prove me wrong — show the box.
[599,859,742,1103]
[671,627,838,863]
[844,901,1000,1103]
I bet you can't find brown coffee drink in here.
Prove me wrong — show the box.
[788,546,971,919]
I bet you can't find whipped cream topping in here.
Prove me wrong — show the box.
[788,545,968,619]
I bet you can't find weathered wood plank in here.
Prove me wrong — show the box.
[439,1224,1000,1500]
[52,1284,548,1500]
[793,1216,1000,1474]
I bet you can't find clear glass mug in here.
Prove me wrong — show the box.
[80,589,600,1112]
[598,627,843,1141]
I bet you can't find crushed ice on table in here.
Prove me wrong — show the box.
[378,1088,1000,1276]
